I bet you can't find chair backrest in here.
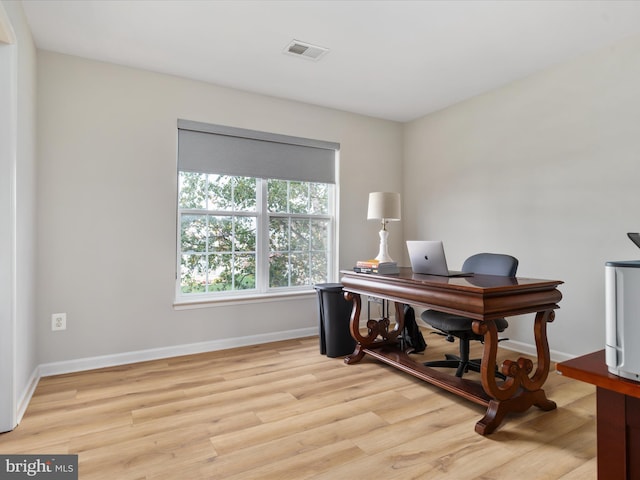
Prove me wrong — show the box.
[461,253,518,277]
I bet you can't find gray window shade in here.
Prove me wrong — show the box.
[178,119,339,184]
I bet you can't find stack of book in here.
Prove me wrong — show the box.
[353,259,399,275]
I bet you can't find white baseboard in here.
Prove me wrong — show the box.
[16,367,39,425]
[38,327,317,378]
[499,339,574,364]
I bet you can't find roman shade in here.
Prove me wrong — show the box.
[177,119,339,184]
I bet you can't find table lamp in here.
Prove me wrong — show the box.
[367,192,401,263]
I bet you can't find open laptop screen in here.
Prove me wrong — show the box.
[406,240,471,277]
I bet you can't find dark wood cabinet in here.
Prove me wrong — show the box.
[557,350,640,480]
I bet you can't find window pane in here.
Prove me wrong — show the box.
[235,254,256,290]
[179,172,207,209]
[208,175,233,210]
[180,254,207,293]
[234,216,257,252]
[309,183,329,214]
[233,176,257,212]
[181,215,208,252]
[267,179,288,213]
[269,217,289,252]
[269,253,289,288]
[289,181,309,214]
[207,253,233,291]
[209,216,233,252]
[310,251,328,284]
[290,218,310,252]
[289,252,309,286]
[310,219,329,250]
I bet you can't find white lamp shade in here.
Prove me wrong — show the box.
[367,192,401,221]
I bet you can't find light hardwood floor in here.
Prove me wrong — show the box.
[0,334,596,479]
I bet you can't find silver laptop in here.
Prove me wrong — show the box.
[406,240,472,277]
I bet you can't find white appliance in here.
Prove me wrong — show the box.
[605,260,640,381]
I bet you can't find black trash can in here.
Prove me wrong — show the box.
[314,283,356,358]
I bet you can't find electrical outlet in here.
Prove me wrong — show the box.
[52,313,66,331]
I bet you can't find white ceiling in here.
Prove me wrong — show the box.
[20,0,640,122]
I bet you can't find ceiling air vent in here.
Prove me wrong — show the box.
[283,39,329,61]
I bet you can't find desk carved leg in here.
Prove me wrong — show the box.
[475,310,557,435]
[344,292,404,365]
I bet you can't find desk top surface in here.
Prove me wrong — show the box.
[341,267,562,293]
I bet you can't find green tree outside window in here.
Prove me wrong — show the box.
[178,173,332,296]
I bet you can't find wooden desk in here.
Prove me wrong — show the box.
[557,350,640,480]
[340,267,563,435]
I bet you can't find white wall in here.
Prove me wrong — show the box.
[0,0,37,430]
[0,1,16,432]
[12,0,37,413]
[36,51,403,365]
[404,34,640,359]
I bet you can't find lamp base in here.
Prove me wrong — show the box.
[374,229,394,264]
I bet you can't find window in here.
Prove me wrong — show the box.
[176,120,339,301]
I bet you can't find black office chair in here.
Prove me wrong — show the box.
[421,253,518,378]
